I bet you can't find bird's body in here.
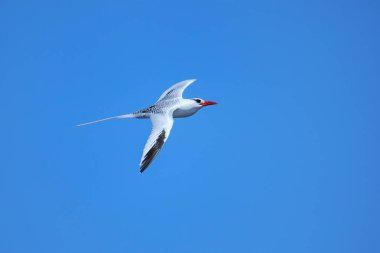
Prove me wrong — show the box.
[132,98,199,119]
[78,79,217,172]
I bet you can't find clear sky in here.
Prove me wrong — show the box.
[1,0,379,252]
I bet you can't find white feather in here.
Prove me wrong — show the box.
[157,79,196,101]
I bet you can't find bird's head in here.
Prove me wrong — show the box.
[191,98,218,107]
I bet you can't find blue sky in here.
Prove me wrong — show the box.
[1,0,379,252]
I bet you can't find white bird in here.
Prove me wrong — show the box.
[78,79,217,173]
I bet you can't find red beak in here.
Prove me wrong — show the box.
[200,101,218,106]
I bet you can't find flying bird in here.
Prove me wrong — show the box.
[78,79,217,173]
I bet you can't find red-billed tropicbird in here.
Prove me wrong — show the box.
[78,79,217,173]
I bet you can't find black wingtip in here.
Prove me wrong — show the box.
[139,130,166,174]
[140,163,149,173]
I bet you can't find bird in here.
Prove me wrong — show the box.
[77,79,217,173]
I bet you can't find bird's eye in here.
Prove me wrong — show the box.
[194,99,202,103]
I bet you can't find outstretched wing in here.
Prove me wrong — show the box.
[139,113,174,172]
[157,79,196,101]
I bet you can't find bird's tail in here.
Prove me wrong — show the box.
[77,114,134,127]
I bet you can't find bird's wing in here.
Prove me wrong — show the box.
[139,113,174,172]
[157,79,196,101]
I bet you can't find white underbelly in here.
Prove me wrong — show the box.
[173,108,199,118]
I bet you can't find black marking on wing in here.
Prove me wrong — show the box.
[165,89,175,96]
[136,105,154,115]
[134,105,164,116]
[140,130,166,173]
[160,88,176,100]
